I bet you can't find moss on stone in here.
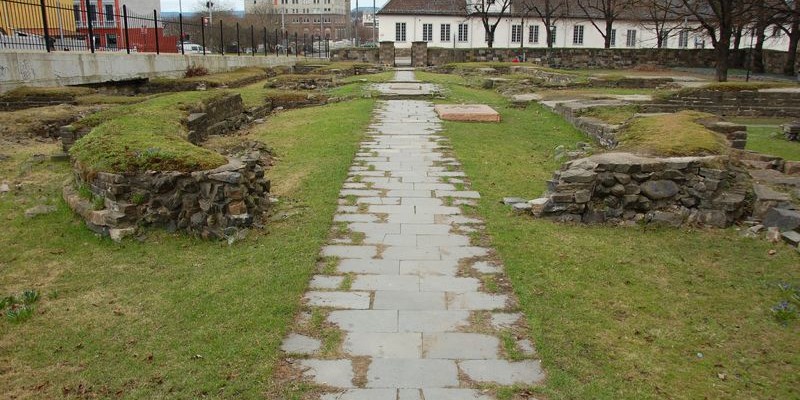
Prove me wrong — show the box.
[617,111,728,157]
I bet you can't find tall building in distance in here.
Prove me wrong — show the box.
[245,0,351,40]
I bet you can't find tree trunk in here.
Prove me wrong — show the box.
[753,22,766,73]
[785,19,800,76]
[604,20,613,48]
[716,35,731,82]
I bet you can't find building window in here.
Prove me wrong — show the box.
[87,4,97,22]
[395,22,406,42]
[573,25,584,45]
[529,25,539,44]
[422,23,433,42]
[106,34,117,49]
[626,29,637,47]
[511,24,522,43]
[659,31,669,47]
[73,4,80,23]
[440,24,451,42]
[678,30,689,48]
[610,29,616,47]
[458,23,468,42]
[104,4,113,22]
[550,25,556,46]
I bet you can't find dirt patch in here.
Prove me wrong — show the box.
[0,105,103,143]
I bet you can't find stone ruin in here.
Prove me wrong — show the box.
[525,152,751,228]
[785,121,800,141]
[63,142,271,241]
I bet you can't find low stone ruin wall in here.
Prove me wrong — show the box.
[329,48,380,64]
[530,152,751,228]
[64,153,270,240]
[642,89,800,118]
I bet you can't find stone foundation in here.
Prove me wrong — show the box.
[64,150,271,240]
[531,152,751,228]
[642,88,800,118]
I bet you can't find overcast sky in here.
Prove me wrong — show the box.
[161,0,390,12]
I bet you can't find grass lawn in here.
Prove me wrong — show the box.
[726,118,800,161]
[0,98,375,398]
[432,81,800,399]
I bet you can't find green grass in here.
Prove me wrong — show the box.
[70,91,228,174]
[580,105,640,125]
[0,98,375,399]
[745,126,800,161]
[434,81,800,399]
[618,111,728,156]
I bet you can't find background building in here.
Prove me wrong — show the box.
[377,0,790,52]
[245,0,351,39]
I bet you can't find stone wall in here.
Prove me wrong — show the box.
[411,42,428,68]
[531,152,751,228]
[642,88,800,118]
[422,47,798,73]
[330,47,380,63]
[64,150,271,240]
[379,42,395,66]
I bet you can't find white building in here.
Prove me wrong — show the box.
[376,0,790,52]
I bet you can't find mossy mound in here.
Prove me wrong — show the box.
[1,86,95,101]
[70,91,228,175]
[617,111,728,157]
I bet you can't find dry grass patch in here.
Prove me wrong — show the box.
[617,111,728,156]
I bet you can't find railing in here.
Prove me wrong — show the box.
[0,0,331,57]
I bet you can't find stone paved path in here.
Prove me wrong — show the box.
[280,70,545,400]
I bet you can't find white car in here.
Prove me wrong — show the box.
[178,43,211,54]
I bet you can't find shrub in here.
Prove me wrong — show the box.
[185,65,209,78]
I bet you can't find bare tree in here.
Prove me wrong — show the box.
[518,0,569,48]
[770,0,800,75]
[468,0,513,48]
[678,0,755,81]
[576,0,640,48]
[639,0,686,48]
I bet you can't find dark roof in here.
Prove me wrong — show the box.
[378,0,467,16]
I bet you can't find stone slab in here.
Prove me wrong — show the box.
[366,359,459,388]
[299,359,354,387]
[398,310,470,332]
[344,332,422,358]
[434,104,501,122]
[305,292,371,309]
[423,333,500,359]
[320,389,396,400]
[328,310,399,332]
[459,360,545,385]
[373,291,447,310]
[281,333,321,355]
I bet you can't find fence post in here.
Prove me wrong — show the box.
[38,0,52,52]
[123,5,130,54]
[153,10,159,54]
[220,20,224,55]
[179,12,185,55]
[263,27,268,56]
[251,25,255,56]
[236,22,240,56]
[294,32,298,58]
[85,0,95,53]
[303,34,306,57]
[201,17,206,55]
[275,29,278,56]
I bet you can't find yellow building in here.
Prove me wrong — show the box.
[0,0,77,36]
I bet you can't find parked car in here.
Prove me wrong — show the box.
[177,42,211,54]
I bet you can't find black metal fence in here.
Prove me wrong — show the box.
[0,0,330,57]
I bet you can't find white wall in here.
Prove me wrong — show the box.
[377,14,791,52]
